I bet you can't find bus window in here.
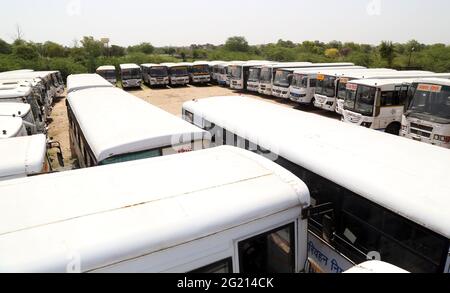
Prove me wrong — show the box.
[190,258,233,273]
[238,224,295,273]
[100,149,162,165]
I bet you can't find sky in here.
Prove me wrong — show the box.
[0,0,449,47]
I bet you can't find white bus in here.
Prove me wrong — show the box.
[0,146,311,273]
[0,73,55,116]
[189,61,211,84]
[316,70,441,115]
[289,67,367,105]
[258,63,313,95]
[183,96,450,273]
[314,69,403,112]
[208,61,225,83]
[401,78,450,148]
[0,117,27,139]
[342,75,450,135]
[67,74,114,94]
[66,87,209,168]
[119,64,142,89]
[0,85,46,133]
[229,61,273,90]
[246,65,267,92]
[96,66,117,85]
[162,63,190,86]
[216,63,232,86]
[0,134,49,181]
[271,63,356,99]
[141,64,169,87]
[0,103,37,135]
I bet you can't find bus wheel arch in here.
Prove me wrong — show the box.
[385,122,401,136]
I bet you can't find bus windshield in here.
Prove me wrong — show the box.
[150,67,168,77]
[99,70,116,79]
[316,76,336,97]
[352,85,376,116]
[122,69,141,80]
[259,68,272,83]
[191,65,209,75]
[171,67,188,76]
[230,66,242,79]
[248,68,261,82]
[274,71,291,87]
[408,84,450,123]
[337,80,352,100]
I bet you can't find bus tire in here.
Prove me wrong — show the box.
[385,122,401,136]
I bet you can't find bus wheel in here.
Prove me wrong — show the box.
[310,98,315,107]
[386,123,401,136]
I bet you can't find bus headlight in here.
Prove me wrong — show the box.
[434,135,450,143]
[361,122,373,128]
[401,124,408,132]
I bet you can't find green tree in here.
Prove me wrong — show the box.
[110,45,126,57]
[13,44,39,60]
[0,39,12,54]
[129,42,155,54]
[379,41,395,67]
[80,36,104,58]
[224,36,250,52]
[42,41,66,58]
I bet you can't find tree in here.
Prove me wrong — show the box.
[325,48,340,59]
[13,44,38,60]
[42,41,66,58]
[0,39,12,54]
[80,36,104,58]
[129,42,155,55]
[224,36,250,52]
[110,45,126,57]
[379,41,395,67]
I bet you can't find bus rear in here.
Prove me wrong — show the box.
[120,64,142,89]
[401,79,450,148]
[96,66,117,85]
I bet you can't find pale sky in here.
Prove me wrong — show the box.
[1,0,449,47]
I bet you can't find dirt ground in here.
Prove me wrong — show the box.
[48,84,340,170]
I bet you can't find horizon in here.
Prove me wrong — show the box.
[1,0,449,47]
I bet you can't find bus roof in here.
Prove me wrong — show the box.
[141,63,165,68]
[412,77,450,86]
[0,117,24,139]
[0,146,309,272]
[183,96,450,239]
[96,65,116,71]
[0,134,47,180]
[0,70,34,75]
[261,62,313,69]
[0,103,31,118]
[163,63,190,68]
[0,86,32,99]
[349,78,431,87]
[67,87,208,162]
[293,67,368,75]
[119,64,140,70]
[67,74,114,93]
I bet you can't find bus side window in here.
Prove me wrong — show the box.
[380,91,400,107]
[236,135,246,149]
[309,79,317,88]
[190,258,233,273]
[238,223,295,273]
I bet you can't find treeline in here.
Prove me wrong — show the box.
[1,36,450,79]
